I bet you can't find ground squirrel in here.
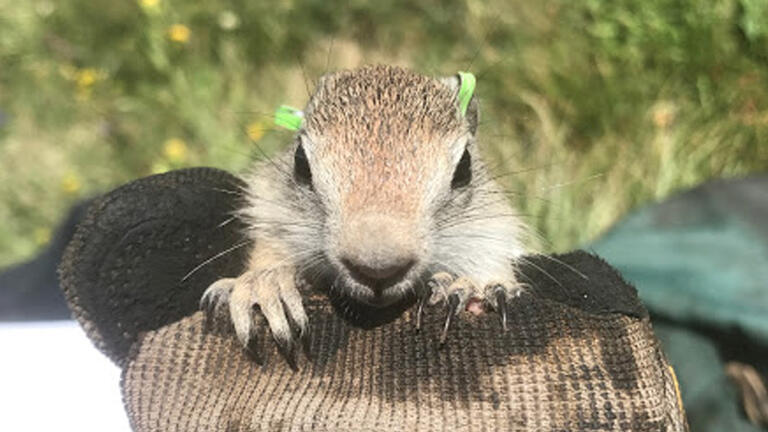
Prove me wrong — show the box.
[201,65,529,365]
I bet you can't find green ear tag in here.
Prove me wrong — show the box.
[274,105,304,131]
[457,71,476,116]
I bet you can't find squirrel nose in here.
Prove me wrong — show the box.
[342,257,415,288]
[338,212,420,290]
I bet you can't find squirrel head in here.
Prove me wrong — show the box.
[285,65,487,306]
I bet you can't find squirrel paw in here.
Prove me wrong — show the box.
[201,269,308,369]
[415,272,524,345]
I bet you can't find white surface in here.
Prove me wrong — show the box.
[0,320,131,432]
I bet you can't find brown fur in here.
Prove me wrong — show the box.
[305,66,466,217]
[204,65,529,352]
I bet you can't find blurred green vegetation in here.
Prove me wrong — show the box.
[1,0,767,267]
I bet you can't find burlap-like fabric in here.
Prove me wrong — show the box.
[60,168,688,431]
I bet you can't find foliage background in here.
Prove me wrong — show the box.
[1,0,767,267]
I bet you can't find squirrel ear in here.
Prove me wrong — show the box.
[440,72,479,135]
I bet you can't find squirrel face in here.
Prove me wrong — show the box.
[218,65,526,354]
[241,65,524,311]
[287,65,488,306]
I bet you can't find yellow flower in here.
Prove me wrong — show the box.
[168,24,190,43]
[247,121,267,142]
[59,65,105,89]
[138,0,160,14]
[34,227,52,246]
[163,138,188,162]
[61,173,82,194]
[76,68,98,89]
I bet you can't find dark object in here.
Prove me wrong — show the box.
[0,200,91,321]
[60,168,686,431]
[59,167,249,364]
[591,174,768,432]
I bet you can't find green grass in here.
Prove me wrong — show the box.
[1,0,768,267]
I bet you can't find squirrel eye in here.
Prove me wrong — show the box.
[451,148,472,189]
[294,143,313,188]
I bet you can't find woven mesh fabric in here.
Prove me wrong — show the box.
[59,168,688,431]
[123,300,685,431]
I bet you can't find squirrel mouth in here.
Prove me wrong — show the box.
[303,257,417,307]
[340,272,413,307]
[346,268,411,294]
[340,258,416,296]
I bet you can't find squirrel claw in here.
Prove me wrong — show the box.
[200,278,234,316]
[439,293,461,346]
[492,286,510,332]
[244,331,264,364]
[486,280,523,333]
[415,283,433,331]
[275,337,298,371]
[418,272,522,343]
[300,327,312,359]
[201,269,308,368]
